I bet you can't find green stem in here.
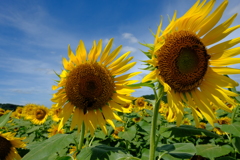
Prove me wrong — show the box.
[88,135,95,147]
[78,122,85,151]
[231,104,239,123]
[149,86,164,160]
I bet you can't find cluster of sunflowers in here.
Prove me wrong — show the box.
[1,0,240,159]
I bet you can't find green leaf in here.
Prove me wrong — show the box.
[164,125,221,138]
[138,120,151,134]
[140,49,152,59]
[118,125,136,141]
[22,134,75,160]
[196,144,233,159]
[157,143,196,159]
[0,111,12,127]
[77,144,127,160]
[141,148,150,160]
[228,86,240,103]
[216,156,236,160]
[232,137,240,153]
[139,42,154,49]
[127,82,154,88]
[220,123,240,136]
[26,126,41,134]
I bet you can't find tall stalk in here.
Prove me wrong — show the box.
[149,86,164,160]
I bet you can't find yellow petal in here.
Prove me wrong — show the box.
[96,110,107,134]
[191,90,215,126]
[92,39,102,62]
[210,58,240,66]
[100,38,113,63]
[198,0,228,37]
[142,70,158,82]
[200,85,231,112]
[211,67,240,75]
[202,14,238,46]
[208,37,240,54]
[109,100,131,113]
[111,62,136,76]
[108,51,131,69]
[71,108,83,131]
[115,72,141,82]
[211,47,240,60]
[104,45,122,66]
[76,40,87,63]
[110,57,133,72]
[58,103,74,131]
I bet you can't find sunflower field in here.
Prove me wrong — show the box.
[1,0,240,159]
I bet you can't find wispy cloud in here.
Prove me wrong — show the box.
[122,33,138,43]
[122,46,137,53]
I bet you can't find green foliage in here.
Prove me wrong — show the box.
[0,111,12,127]
[196,144,233,160]
[22,134,75,160]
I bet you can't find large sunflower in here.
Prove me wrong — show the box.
[142,0,240,126]
[51,38,140,135]
[0,132,26,160]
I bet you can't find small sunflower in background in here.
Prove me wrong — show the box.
[49,107,62,122]
[11,111,21,119]
[134,97,148,111]
[111,126,125,139]
[51,38,140,135]
[31,105,49,125]
[181,118,191,125]
[132,117,142,123]
[22,104,38,120]
[0,132,26,160]
[142,0,240,127]
[48,124,65,138]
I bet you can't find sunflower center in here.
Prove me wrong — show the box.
[0,136,12,160]
[36,109,46,120]
[65,62,115,112]
[157,30,210,92]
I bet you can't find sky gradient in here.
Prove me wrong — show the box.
[1,0,240,107]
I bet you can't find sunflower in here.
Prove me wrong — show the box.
[0,132,26,160]
[142,0,240,127]
[181,118,191,125]
[132,117,142,123]
[49,107,62,122]
[31,105,49,125]
[22,104,38,120]
[48,124,65,138]
[51,38,140,135]
[112,126,125,139]
[134,97,148,111]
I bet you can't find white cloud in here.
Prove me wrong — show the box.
[121,46,137,53]
[122,33,138,43]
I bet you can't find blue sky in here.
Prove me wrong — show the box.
[1,0,240,108]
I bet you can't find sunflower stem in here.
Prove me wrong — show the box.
[78,122,85,151]
[231,104,239,123]
[149,86,164,160]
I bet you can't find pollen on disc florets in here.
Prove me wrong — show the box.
[65,62,115,111]
[156,30,210,92]
[0,136,12,160]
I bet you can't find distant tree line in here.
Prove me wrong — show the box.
[0,103,23,111]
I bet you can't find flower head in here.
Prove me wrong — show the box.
[142,0,240,127]
[51,38,140,135]
[0,132,26,160]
